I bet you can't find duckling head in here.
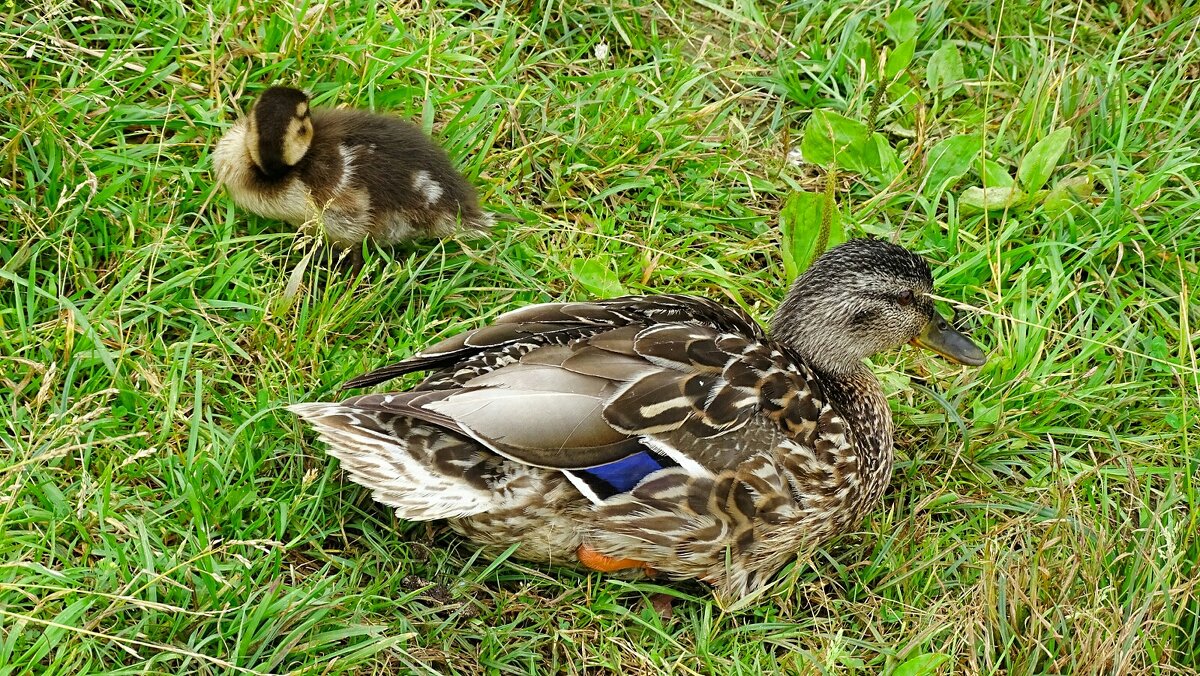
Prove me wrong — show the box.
[770,238,986,376]
[244,87,314,178]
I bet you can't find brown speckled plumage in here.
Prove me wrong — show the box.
[213,86,492,248]
[290,239,986,603]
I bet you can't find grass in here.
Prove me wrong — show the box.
[2,0,1198,673]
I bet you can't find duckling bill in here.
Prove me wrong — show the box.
[212,86,493,248]
[290,239,986,604]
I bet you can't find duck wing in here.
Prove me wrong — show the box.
[327,296,828,505]
[341,294,764,390]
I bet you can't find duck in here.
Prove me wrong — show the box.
[212,86,494,250]
[288,239,986,604]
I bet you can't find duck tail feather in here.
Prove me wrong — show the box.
[287,402,501,520]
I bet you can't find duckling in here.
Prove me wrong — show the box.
[212,86,493,249]
[289,239,987,605]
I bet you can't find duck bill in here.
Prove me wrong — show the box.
[911,317,987,366]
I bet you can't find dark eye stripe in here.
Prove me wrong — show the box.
[851,308,878,325]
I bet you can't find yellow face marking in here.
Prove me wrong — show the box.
[281,116,312,166]
[295,101,309,118]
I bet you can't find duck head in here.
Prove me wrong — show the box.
[770,238,987,376]
[244,86,314,178]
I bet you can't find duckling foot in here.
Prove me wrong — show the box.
[576,545,656,575]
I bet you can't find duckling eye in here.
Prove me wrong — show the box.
[897,290,915,306]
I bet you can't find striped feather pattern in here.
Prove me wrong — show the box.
[291,295,887,601]
[289,240,981,603]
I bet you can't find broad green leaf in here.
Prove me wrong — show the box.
[802,111,899,184]
[979,158,1014,187]
[882,121,917,139]
[926,43,964,95]
[779,190,845,281]
[1043,174,1093,215]
[1147,335,1170,371]
[894,652,950,676]
[922,134,980,197]
[972,400,1000,426]
[870,133,903,183]
[1017,126,1072,191]
[885,38,916,79]
[1060,173,1094,198]
[887,80,921,119]
[801,110,871,173]
[848,31,875,72]
[959,185,1026,213]
[570,258,626,298]
[886,6,918,43]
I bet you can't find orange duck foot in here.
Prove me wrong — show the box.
[577,545,656,575]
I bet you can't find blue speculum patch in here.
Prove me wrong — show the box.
[580,450,668,495]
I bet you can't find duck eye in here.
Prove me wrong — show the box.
[897,290,914,306]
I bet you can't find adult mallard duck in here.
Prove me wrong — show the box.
[289,239,986,603]
[212,86,493,250]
